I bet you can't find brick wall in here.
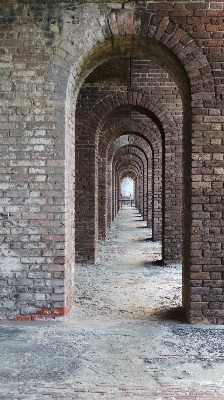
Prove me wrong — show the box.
[0,1,223,323]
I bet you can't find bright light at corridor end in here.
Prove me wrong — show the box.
[121,177,134,199]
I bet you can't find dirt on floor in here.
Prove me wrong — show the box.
[71,206,182,322]
[1,206,224,400]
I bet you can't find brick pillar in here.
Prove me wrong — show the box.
[75,143,98,263]
[152,149,163,242]
[107,162,113,228]
[98,156,108,238]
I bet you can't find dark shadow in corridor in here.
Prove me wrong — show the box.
[155,306,186,323]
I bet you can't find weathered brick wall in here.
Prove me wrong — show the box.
[0,2,72,320]
[0,0,223,323]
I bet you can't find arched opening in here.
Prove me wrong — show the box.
[62,9,214,323]
[1,5,219,326]
[74,37,185,318]
[75,55,182,261]
[121,176,134,200]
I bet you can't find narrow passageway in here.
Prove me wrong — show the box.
[70,205,182,322]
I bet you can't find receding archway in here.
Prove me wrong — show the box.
[63,11,214,323]
[1,4,220,325]
[73,40,188,323]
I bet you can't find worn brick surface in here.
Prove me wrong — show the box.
[0,1,223,323]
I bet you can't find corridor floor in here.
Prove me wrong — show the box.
[1,206,224,399]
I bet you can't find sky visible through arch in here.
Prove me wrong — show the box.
[121,177,134,198]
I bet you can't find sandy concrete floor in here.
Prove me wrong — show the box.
[1,206,224,399]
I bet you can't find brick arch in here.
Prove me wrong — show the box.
[49,9,215,322]
[80,91,178,145]
[77,89,181,263]
[58,9,215,104]
[116,157,142,178]
[108,134,153,162]
[108,132,161,242]
[119,169,138,201]
[2,3,222,325]
[78,90,179,255]
[75,92,170,262]
[99,118,159,231]
[115,155,143,175]
[113,146,147,220]
[107,135,154,228]
[120,170,137,181]
[99,115,162,150]
[72,13,213,272]
[115,154,143,217]
[105,10,215,100]
[114,154,144,217]
[119,167,139,183]
[99,146,145,237]
[108,136,153,226]
[98,138,150,237]
[97,113,162,223]
[77,93,182,262]
[118,166,139,211]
